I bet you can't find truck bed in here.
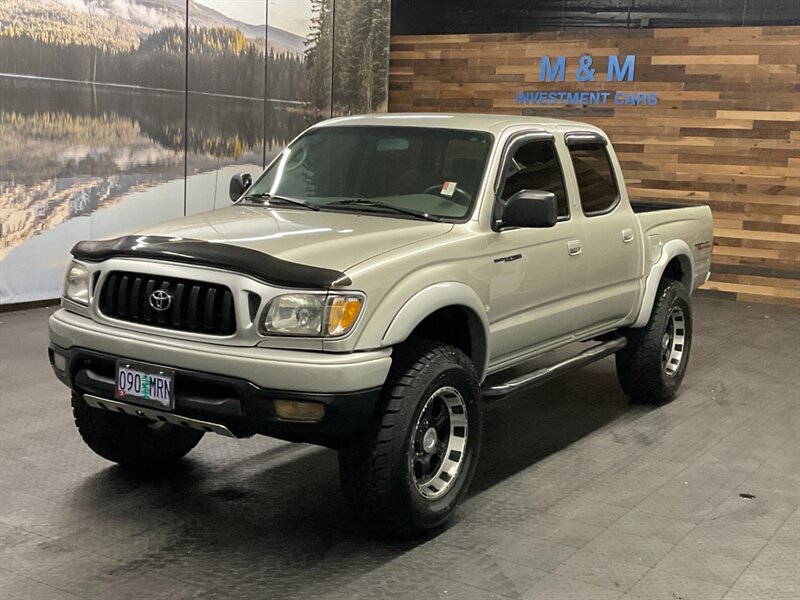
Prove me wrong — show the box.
[632,201,714,294]
[630,200,699,213]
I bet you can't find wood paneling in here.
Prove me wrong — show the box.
[389,26,800,306]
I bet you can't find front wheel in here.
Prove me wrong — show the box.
[71,392,204,471]
[616,279,692,404]
[339,340,482,538]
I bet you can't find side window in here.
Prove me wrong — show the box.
[499,140,569,218]
[568,144,618,215]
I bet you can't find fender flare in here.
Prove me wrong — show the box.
[632,239,693,328]
[381,282,490,381]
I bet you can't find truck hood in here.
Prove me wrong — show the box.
[139,205,453,273]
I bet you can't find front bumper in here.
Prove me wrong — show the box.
[48,309,391,445]
[48,309,392,393]
[49,344,382,446]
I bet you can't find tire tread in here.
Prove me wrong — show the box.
[616,279,692,404]
[72,392,203,470]
[339,339,480,538]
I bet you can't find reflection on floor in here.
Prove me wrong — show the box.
[0,297,798,599]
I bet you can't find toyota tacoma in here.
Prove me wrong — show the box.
[49,113,713,537]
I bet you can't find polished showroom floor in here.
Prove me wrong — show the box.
[1,297,798,600]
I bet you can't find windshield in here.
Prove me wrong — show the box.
[245,126,493,220]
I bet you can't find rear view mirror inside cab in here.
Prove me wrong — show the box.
[377,137,410,152]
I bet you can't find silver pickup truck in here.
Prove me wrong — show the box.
[49,114,713,537]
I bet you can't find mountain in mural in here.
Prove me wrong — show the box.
[0,0,306,55]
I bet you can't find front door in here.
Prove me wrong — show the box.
[486,135,587,364]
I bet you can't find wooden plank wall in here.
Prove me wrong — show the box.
[389,26,800,306]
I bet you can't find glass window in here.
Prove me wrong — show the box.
[499,140,569,218]
[568,145,618,214]
[248,126,493,220]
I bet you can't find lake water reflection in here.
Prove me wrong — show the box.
[0,77,315,302]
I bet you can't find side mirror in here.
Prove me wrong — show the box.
[500,189,558,229]
[229,172,252,202]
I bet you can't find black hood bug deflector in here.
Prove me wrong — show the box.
[71,236,351,289]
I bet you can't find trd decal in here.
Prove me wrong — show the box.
[493,254,522,264]
[694,241,712,251]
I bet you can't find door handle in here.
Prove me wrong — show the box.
[622,229,635,243]
[567,240,582,256]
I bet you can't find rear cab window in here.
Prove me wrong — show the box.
[566,133,619,215]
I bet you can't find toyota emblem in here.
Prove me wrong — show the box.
[149,289,172,311]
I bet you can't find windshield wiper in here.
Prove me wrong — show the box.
[327,199,442,222]
[243,193,320,211]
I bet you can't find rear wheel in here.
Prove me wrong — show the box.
[339,340,482,538]
[72,392,204,471]
[616,279,692,404]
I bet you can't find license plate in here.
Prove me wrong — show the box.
[115,360,175,410]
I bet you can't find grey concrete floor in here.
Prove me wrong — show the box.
[0,297,798,600]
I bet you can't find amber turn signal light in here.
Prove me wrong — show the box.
[326,295,363,336]
[274,400,326,422]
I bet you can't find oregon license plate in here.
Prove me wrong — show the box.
[115,360,175,410]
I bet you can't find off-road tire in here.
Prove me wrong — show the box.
[72,392,204,471]
[616,279,692,404]
[338,340,482,538]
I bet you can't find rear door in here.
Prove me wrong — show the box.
[564,132,642,326]
[486,133,588,363]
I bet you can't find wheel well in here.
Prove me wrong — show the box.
[408,306,487,378]
[663,255,692,291]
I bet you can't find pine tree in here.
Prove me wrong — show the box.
[370,0,390,111]
[305,0,333,112]
[329,0,390,114]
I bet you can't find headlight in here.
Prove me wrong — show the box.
[262,294,325,336]
[62,262,90,305]
[261,292,364,337]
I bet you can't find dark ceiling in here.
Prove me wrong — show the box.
[391,0,800,35]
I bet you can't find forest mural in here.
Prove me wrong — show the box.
[306,0,391,113]
[0,0,390,304]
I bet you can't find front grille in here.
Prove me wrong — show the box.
[98,271,236,336]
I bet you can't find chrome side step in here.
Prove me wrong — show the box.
[482,337,627,400]
[83,394,239,438]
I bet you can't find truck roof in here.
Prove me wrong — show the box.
[316,112,603,136]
